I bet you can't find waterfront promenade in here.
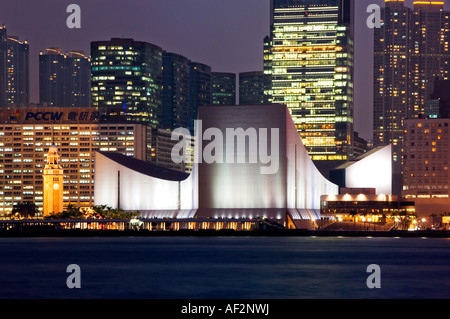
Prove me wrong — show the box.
[0,218,449,238]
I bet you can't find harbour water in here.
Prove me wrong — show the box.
[0,236,449,299]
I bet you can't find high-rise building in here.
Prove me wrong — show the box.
[0,25,29,107]
[188,62,212,133]
[410,2,450,116]
[66,51,91,108]
[39,48,66,107]
[373,0,450,194]
[91,38,163,128]
[0,106,149,216]
[264,0,355,163]
[162,52,191,131]
[402,117,450,215]
[238,71,270,105]
[211,72,236,105]
[39,48,91,107]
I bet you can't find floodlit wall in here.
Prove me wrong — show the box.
[197,104,287,209]
[344,144,392,195]
[94,152,196,211]
[197,104,338,211]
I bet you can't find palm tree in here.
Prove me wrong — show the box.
[11,201,39,219]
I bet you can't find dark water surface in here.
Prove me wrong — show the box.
[0,236,449,299]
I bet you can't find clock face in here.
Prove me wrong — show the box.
[53,183,59,190]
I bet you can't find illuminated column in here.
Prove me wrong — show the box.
[43,146,64,216]
[264,0,354,161]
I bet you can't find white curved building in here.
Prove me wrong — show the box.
[94,104,339,229]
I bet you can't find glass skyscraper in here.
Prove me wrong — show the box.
[91,38,163,127]
[264,0,354,162]
[211,72,236,105]
[238,71,270,105]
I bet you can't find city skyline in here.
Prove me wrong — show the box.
[2,0,450,141]
[2,1,450,303]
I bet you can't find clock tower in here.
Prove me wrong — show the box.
[43,145,64,216]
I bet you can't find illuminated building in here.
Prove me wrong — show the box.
[67,51,91,108]
[410,1,450,116]
[94,104,339,230]
[238,71,270,105]
[264,0,355,162]
[211,72,236,105]
[0,106,148,216]
[43,145,64,216]
[39,48,91,108]
[91,38,163,127]
[330,144,393,196]
[402,117,450,216]
[321,190,414,217]
[373,0,450,194]
[39,48,66,107]
[0,25,29,107]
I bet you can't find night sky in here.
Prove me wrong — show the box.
[2,0,449,140]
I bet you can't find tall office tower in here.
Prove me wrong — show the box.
[211,72,236,105]
[162,52,191,131]
[39,48,91,107]
[91,38,163,127]
[373,0,450,195]
[264,0,355,164]
[188,62,212,133]
[238,71,270,105]
[66,51,91,107]
[0,25,29,107]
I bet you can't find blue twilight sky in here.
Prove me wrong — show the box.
[2,0,449,140]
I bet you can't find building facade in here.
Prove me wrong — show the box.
[0,106,148,216]
[39,48,91,108]
[403,118,450,198]
[95,104,340,230]
[162,52,191,131]
[238,71,270,105]
[188,62,212,134]
[403,117,450,216]
[373,0,450,194]
[0,25,29,107]
[91,38,163,128]
[264,0,355,162]
[211,72,236,105]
